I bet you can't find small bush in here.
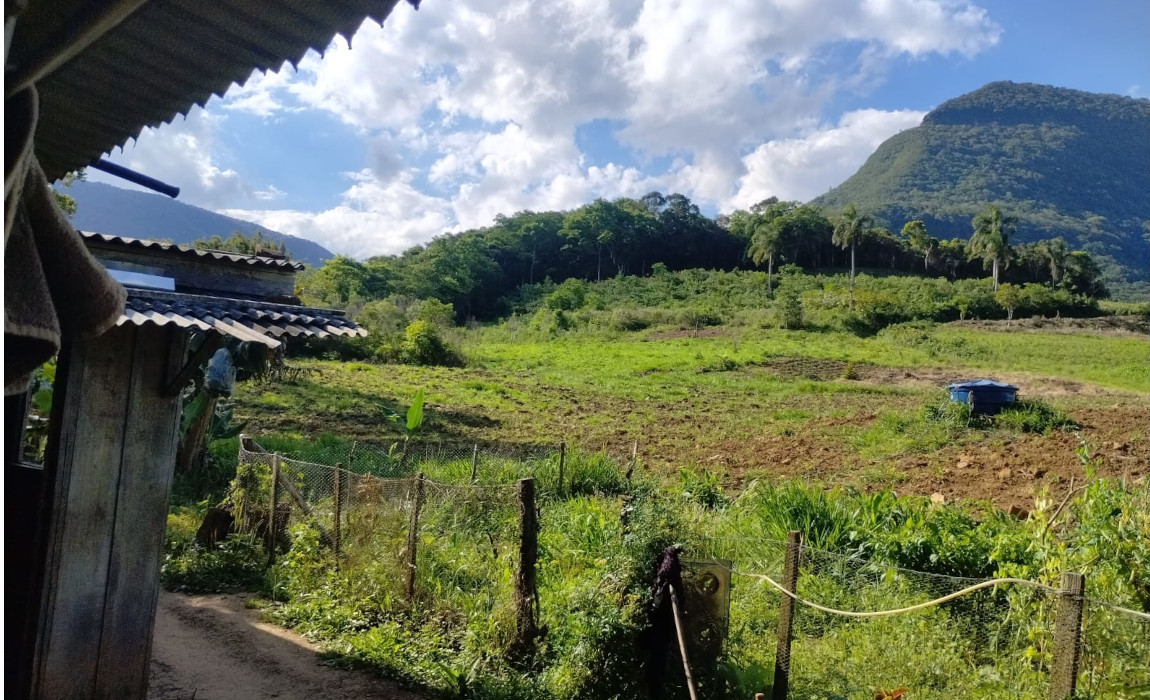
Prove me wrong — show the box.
[544,278,588,311]
[698,355,740,373]
[161,532,267,593]
[679,468,727,508]
[774,289,804,329]
[609,308,655,332]
[995,399,1078,434]
[398,320,464,367]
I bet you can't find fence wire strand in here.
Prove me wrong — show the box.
[237,437,1147,700]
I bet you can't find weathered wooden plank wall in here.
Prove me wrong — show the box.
[31,323,185,699]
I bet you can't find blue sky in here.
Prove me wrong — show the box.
[91,0,1149,258]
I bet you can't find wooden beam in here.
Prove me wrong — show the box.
[94,324,185,696]
[164,331,221,396]
[29,324,185,699]
[32,326,135,697]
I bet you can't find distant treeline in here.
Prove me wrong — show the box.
[288,192,1108,321]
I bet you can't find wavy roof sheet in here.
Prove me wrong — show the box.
[119,288,367,349]
[81,231,303,271]
[11,0,406,180]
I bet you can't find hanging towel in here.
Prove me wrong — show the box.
[5,86,126,395]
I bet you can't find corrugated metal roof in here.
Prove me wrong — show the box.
[81,231,304,270]
[119,287,367,349]
[13,0,406,180]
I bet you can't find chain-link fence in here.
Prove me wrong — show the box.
[236,437,533,644]
[231,438,1148,699]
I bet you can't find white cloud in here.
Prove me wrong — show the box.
[252,185,287,201]
[108,0,1000,257]
[90,108,284,209]
[221,170,453,258]
[728,108,926,208]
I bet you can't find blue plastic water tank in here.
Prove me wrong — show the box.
[947,379,1018,415]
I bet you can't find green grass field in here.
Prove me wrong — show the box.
[169,318,1150,700]
[230,322,1149,508]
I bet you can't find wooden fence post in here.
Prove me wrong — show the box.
[514,477,538,653]
[332,463,342,559]
[405,473,426,607]
[471,444,479,483]
[557,442,566,495]
[1049,571,1086,700]
[772,530,802,700]
[268,453,281,563]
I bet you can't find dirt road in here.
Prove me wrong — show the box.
[148,591,421,700]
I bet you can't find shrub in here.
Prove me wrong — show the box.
[527,307,573,336]
[544,278,588,311]
[609,308,655,332]
[679,468,726,508]
[995,399,1078,434]
[774,289,804,330]
[161,532,267,593]
[398,320,464,367]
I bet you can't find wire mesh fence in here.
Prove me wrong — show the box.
[233,437,1148,699]
[237,437,532,647]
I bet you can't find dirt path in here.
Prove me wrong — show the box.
[148,591,421,700]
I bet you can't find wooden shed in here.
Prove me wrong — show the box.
[4,1,406,697]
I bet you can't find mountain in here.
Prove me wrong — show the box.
[814,81,1150,283]
[62,180,334,266]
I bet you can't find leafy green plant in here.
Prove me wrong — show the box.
[679,468,726,508]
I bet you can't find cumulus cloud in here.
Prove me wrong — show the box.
[112,0,1000,257]
[90,108,282,210]
[221,170,453,258]
[728,108,926,208]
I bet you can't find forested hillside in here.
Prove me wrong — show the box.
[64,180,335,265]
[296,193,1111,325]
[814,82,1150,285]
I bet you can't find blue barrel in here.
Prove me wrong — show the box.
[947,379,1018,415]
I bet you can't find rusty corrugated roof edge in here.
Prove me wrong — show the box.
[81,231,305,270]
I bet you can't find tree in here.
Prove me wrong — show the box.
[747,221,782,295]
[900,220,936,272]
[831,204,871,297]
[297,255,367,306]
[968,205,1015,291]
[1036,237,1069,289]
[994,282,1022,321]
[193,231,290,259]
[1063,250,1107,297]
[51,169,86,217]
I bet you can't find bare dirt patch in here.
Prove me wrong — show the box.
[149,591,419,700]
[756,356,1127,398]
[948,316,1150,337]
[646,327,729,340]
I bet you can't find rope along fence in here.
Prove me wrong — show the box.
[232,438,1147,699]
[688,533,1150,700]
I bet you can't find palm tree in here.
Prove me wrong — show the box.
[968,205,1016,291]
[1038,237,1069,289]
[832,204,871,297]
[747,221,782,295]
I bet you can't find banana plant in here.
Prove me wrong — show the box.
[380,389,425,470]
